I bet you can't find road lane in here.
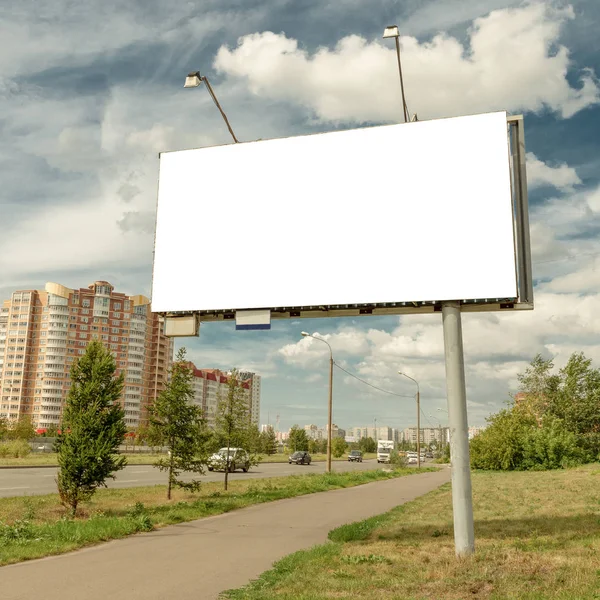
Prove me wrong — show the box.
[0,459,405,497]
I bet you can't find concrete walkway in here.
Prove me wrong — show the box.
[2,469,450,600]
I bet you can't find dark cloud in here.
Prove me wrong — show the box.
[117,210,155,234]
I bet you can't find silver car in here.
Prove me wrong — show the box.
[207,448,251,473]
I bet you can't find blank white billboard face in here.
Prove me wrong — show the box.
[152,111,516,313]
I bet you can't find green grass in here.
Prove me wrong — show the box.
[223,464,600,600]
[0,452,377,467]
[0,466,433,566]
[0,453,166,467]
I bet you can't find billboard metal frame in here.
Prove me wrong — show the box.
[154,114,532,326]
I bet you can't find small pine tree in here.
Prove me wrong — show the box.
[149,348,211,499]
[263,426,278,455]
[56,340,127,516]
[215,369,259,490]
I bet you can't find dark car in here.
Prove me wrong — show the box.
[289,451,311,465]
[348,450,363,462]
[425,452,434,459]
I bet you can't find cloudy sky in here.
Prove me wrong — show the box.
[1,0,599,432]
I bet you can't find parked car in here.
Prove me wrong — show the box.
[208,448,251,473]
[425,452,434,459]
[347,450,363,462]
[289,451,311,465]
[407,456,418,465]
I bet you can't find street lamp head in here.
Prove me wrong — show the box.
[383,25,399,39]
[184,71,203,88]
[301,331,310,337]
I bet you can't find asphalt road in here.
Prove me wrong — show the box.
[0,458,399,497]
[1,469,450,600]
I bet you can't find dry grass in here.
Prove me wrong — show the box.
[225,465,600,600]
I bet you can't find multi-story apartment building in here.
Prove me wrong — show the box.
[403,426,449,445]
[188,366,259,429]
[303,423,345,440]
[0,281,174,430]
[239,371,261,426]
[349,426,393,441]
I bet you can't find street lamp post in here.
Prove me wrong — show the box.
[436,408,448,454]
[301,332,334,473]
[398,372,420,468]
[382,25,409,123]
[183,71,239,143]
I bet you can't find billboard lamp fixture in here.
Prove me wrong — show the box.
[382,25,409,123]
[183,71,239,143]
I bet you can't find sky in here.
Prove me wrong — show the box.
[1,0,600,433]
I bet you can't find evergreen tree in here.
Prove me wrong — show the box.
[56,340,127,516]
[262,426,278,455]
[149,348,211,499]
[215,368,259,490]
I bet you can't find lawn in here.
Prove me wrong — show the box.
[0,453,164,467]
[0,466,431,566]
[0,452,378,467]
[224,464,600,600]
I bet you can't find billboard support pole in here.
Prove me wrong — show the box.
[442,301,475,556]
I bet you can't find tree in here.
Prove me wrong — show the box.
[259,427,277,455]
[0,417,8,441]
[332,437,348,458]
[149,348,211,499]
[215,369,259,490]
[6,416,36,441]
[358,437,377,453]
[55,340,127,516]
[288,425,309,452]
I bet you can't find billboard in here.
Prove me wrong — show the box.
[152,111,532,318]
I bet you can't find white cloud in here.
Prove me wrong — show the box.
[215,3,599,123]
[526,152,582,190]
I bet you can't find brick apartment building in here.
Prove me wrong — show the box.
[188,365,260,429]
[0,281,174,430]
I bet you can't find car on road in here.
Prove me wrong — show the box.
[407,452,418,465]
[289,451,311,465]
[347,450,363,462]
[208,448,251,473]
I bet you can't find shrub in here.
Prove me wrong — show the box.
[521,417,585,470]
[471,410,587,471]
[0,440,32,458]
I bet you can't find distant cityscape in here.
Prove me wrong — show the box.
[262,423,486,444]
[0,281,260,430]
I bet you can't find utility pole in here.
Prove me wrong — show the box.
[416,388,421,468]
[301,332,334,473]
[399,372,421,468]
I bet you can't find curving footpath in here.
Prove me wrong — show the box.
[2,469,450,600]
